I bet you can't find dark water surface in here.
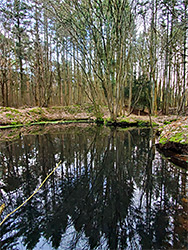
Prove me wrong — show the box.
[0,125,187,250]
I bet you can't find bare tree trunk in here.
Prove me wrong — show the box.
[177,1,187,114]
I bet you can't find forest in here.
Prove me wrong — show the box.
[0,2,188,249]
[0,0,187,120]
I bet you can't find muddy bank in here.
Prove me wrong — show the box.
[156,141,188,155]
[0,105,96,126]
[0,105,179,127]
[0,105,187,168]
[156,117,188,168]
[156,142,188,168]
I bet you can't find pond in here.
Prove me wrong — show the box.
[0,124,187,250]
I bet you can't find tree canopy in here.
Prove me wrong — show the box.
[0,0,187,118]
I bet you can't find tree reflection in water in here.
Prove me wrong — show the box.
[0,125,187,250]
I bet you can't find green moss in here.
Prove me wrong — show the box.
[104,118,115,125]
[0,124,24,129]
[136,119,156,127]
[169,132,187,144]
[95,117,104,124]
[65,106,78,114]
[164,120,171,125]
[6,113,14,118]
[160,132,188,145]
[104,118,155,127]
[170,118,177,122]
[119,118,138,124]
[119,118,130,123]
[30,107,43,114]
[159,137,168,144]
[137,120,150,127]
[105,118,112,122]
[152,122,159,127]
[30,120,92,126]
[11,121,20,125]
[3,107,21,114]
[86,105,95,113]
